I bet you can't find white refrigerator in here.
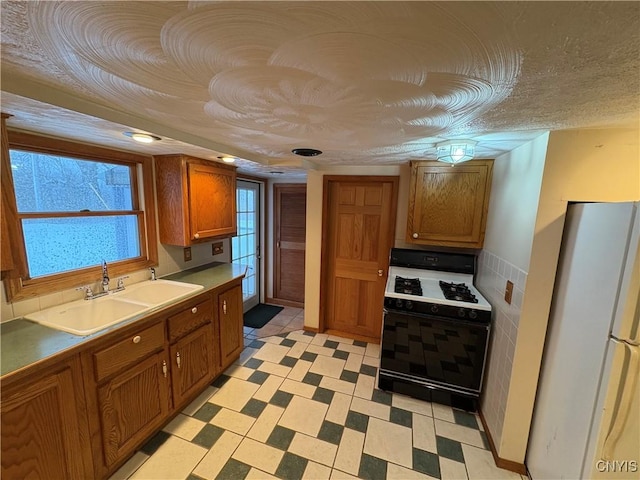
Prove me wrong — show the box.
[527,202,640,480]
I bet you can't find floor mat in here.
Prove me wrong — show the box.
[243,303,284,329]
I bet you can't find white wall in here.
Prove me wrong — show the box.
[501,127,640,464]
[476,132,549,452]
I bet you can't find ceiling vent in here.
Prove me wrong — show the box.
[292,148,322,157]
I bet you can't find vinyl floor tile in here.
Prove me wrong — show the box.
[130,436,206,480]
[119,330,525,480]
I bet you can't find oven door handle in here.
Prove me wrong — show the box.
[384,308,490,329]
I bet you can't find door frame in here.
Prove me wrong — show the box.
[270,183,306,308]
[318,175,399,338]
[233,176,265,311]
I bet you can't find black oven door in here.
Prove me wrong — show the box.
[380,309,489,394]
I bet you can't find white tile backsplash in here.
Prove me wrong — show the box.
[477,250,526,451]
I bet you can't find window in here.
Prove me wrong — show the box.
[2,131,158,301]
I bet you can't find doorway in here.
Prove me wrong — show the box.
[321,176,399,340]
[232,180,260,312]
[272,184,306,307]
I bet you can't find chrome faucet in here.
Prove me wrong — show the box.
[150,267,157,281]
[101,260,110,293]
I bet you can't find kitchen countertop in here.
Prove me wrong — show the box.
[1,262,246,377]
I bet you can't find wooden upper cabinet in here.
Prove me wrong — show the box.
[1,113,26,275]
[155,154,237,246]
[406,160,493,248]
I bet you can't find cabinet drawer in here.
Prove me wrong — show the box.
[93,322,165,382]
[168,299,213,342]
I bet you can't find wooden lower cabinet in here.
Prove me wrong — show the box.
[2,282,245,479]
[98,352,171,469]
[1,355,93,479]
[217,280,243,370]
[170,324,217,407]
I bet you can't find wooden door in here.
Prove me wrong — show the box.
[170,325,216,407]
[97,352,170,468]
[273,184,306,305]
[1,357,92,479]
[218,281,243,369]
[188,162,237,240]
[322,177,398,339]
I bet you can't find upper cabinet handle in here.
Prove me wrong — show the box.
[223,300,227,315]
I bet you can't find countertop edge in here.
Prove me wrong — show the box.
[1,262,247,379]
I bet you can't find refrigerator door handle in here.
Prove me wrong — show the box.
[602,342,639,460]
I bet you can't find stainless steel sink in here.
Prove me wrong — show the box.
[24,279,204,336]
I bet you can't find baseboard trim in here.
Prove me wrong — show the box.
[323,329,380,344]
[303,326,319,333]
[266,297,304,308]
[478,408,528,476]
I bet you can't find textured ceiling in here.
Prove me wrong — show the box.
[1,1,639,178]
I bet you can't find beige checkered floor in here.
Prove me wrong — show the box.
[110,320,528,480]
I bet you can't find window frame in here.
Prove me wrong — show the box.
[2,130,158,302]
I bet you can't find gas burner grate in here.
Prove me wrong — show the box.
[395,276,423,296]
[439,281,478,303]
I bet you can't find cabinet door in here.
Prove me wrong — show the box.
[1,357,92,479]
[218,282,243,369]
[98,352,170,469]
[188,162,237,240]
[406,160,493,248]
[170,324,217,407]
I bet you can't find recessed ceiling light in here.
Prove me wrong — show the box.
[292,148,322,157]
[123,132,161,143]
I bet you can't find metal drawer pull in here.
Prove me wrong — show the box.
[176,352,181,369]
[223,300,227,314]
[191,307,198,314]
[162,360,167,378]
[132,335,141,344]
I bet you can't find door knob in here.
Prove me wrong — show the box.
[378,269,384,277]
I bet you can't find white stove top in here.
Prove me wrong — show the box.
[385,266,492,311]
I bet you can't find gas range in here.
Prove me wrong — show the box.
[379,248,493,410]
[384,260,492,323]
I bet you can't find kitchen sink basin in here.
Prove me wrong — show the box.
[24,279,204,336]
[24,296,150,336]
[114,279,204,306]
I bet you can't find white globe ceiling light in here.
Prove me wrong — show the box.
[436,140,477,165]
[123,131,162,143]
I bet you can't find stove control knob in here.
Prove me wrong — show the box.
[458,308,466,318]
[395,299,403,309]
[430,305,439,314]
[405,300,413,310]
[469,310,478,319]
